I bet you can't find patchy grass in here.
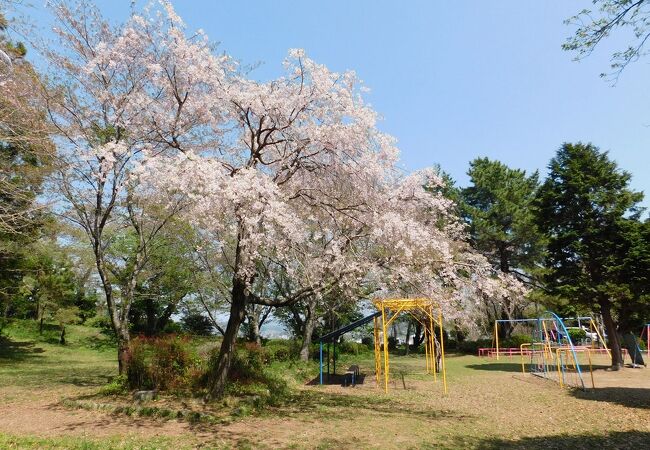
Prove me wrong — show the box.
[0,319,116,389]
[0,433,190,449]
[2,322,650,449]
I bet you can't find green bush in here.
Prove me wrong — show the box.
[99,375,128,395]
[126,338,153,390]
[338,340,367,355]
[503,334,533,348]
[361,336,373,349]
[228,342,266,382]
[457,338,492,354]
[150,335,195,390]
[566,328,587,343]
[263,339,294,362]
[223,343,291,408]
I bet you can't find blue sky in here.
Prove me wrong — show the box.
[19,1,650,211]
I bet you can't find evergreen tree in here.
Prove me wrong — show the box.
[461,158,544,336]
[536,142,644,369]
[0,12,55,316]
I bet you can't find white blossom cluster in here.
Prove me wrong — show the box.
[49,1,524,326]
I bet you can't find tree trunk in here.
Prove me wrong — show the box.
[206,278,248,399]
[404,321,412,356]
[247,309,262,346]
[599,298,624,370]
[117,326,131,375]
[145,298,156,337]
[412,322,424,350]
[299,299,317,361]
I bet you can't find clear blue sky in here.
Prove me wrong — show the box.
[20,1,650,211]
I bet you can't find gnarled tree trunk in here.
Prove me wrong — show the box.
[206,277,248,399]
[599,297,624,370]
[246,307,262,346]
[299,298,317,361]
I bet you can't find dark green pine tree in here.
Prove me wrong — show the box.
[0,12,55,317]
[536,142,644,369]
[461,158,545,337]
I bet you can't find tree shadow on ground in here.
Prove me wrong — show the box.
[465,363,523,373]
[0,335,45,362]
[465,430,650,449]
[278,388,473,422]
[571,387,650,409]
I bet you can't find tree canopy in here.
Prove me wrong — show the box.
[535,142,645,367]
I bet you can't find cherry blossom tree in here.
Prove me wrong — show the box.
[138,47,521,396]
[43,0,521,394]
[42,0,233,373]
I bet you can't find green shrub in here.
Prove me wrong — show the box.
[503,334,533,348]
[221,344,292,408]
[338,340,368,355]
[458,338,493,354]
[237,343,268,376]
[361,336,373,349]
[263,339,294,362]
[566,328,587,343]
[99,375,128,396]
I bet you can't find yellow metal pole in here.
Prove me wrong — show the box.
[591,318,610,359]
[439,310,447,394]
[381,304,390,393]
[587,349,595,389]
[495,321,500,361]
[520,343,531,374]
[556,349,564,388]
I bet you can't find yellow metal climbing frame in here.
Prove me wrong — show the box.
[372,297,448,394]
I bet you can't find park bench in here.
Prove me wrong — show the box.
[344,365,360,387]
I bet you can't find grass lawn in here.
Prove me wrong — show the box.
[1,320,649,449]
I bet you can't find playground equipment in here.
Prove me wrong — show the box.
[519,311,593,390]
[372,297,447,394]
[640,324,650,359]
[318,297,448,395]
[622,332,645,367]
[319,311,381,385]
[491,315,608,360]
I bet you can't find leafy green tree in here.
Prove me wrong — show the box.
[14,238,93,331]
[275,287,362,361]
[126,224,197,336]
[461,158,544,336]
[536,142,644,369]
[180,311,214,336]
[53,306,80,345]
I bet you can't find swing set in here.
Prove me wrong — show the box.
[491,315,609,360]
